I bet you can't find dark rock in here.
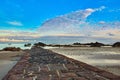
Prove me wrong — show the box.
[90,42,105,47]
[2,47,21,51]
[24,43,31,47]
[33,42,46,47]
[73,42,81,45]
[112,42,120,47]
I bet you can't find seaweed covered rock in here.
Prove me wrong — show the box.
[33,42,46,47]
[24,43,31,47]
[2,47,21,51]
[90,42,105,47]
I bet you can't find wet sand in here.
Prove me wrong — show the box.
[0,51,24,60]
[0,51,24,79]
[49,47,120,76]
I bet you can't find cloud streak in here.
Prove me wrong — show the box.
[7,21,23,26]
[0,38,28,42]
[0,30,40,43]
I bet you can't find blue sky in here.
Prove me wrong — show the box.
[0,0,120,43]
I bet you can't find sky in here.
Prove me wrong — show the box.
[0,0,120,44]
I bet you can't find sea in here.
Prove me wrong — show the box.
[0,43,32,50]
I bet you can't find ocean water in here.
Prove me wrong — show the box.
[0,43,32,50]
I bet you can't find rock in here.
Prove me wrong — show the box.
[112,42,120,47]
[90,42,105,47]
[2,47,21,51]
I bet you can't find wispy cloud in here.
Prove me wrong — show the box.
[90,29,120,39]
[39,6,106,36]
[0,38,28,42]
[7,21,23,26]
[0,30,40,37]
[96,6,106,11]
[0,30,40,42]
[82,6,105,19]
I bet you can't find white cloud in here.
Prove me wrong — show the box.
[96,6,106,11]
[83,8,95,18]
[82,6,106,18]
[37,5,120,43]
[7,21,23,26]
[39,6,106,36]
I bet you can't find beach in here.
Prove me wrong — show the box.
[0,46,120,80]
[49,47,120,76]
[3,47,120,80]
[0,51,24,80]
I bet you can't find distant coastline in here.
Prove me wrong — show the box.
[0,41,120,51]
[31,41,120,48]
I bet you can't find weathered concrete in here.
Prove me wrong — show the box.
[3,47,120,80]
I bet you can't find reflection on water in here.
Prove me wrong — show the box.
[50,47,120,75]
[0,60,17,80]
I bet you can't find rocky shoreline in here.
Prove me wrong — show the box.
[3,47,120,80]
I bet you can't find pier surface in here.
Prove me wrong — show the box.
[3,47,120,80]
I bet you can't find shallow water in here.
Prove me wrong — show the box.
[49,47,120,75]
[0,43,31,50]
[0,60,17,80]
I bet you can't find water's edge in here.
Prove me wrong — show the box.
[0,60,17,80]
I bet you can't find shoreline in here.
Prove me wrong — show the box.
[0,51,24,61]
[2,51,30,80]
[0,50,25,80]
[0,60,17,80]
[3,47,120,80]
